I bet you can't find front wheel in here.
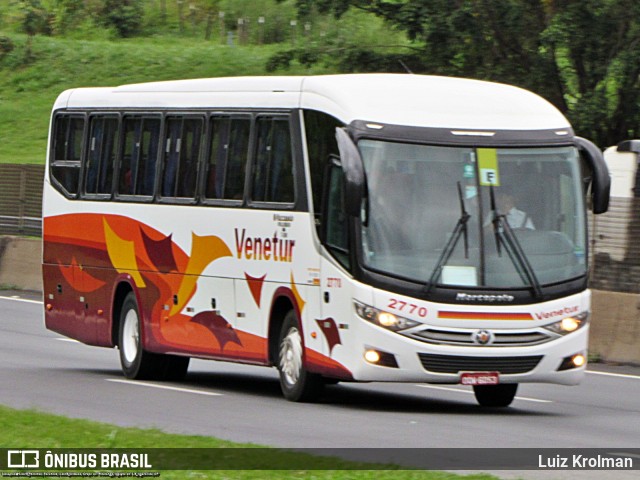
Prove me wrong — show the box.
[473,383,518,407]
[118,292,189,380]
[277,311,324,402]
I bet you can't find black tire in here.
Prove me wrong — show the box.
[473,383,518,407]
[118,292,190,380]
[277,310,324,402]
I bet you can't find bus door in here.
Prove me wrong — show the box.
[317,129,365,365]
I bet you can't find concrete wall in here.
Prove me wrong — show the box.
[0,235,637,364]
[0,236,42,292]
[590,289,640,365]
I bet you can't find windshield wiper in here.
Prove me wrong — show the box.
[426,182,470,293]
[489,186,543,299]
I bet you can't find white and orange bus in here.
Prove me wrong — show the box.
[43,74,610,407]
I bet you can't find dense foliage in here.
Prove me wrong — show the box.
[275,0,640,147]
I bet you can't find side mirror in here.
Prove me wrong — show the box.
[335,128,365,217]
[575,137,610,214]
[616,139,640,154]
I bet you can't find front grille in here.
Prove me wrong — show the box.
[408,328,552,347]
[418,353,543,374]
[492,332,550,346]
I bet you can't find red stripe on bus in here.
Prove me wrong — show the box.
[438,311,533,320]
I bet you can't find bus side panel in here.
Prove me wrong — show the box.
[43,214,121,347]
[43,262,85,342]
[140,271,268,364]
[83,265,115,347]
[234,277,270,363]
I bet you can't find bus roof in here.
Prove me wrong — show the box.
[56,74,570,131]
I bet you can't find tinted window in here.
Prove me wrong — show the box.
[251,117,294,203]
[118,116,161,196]
[326,163,350,269]
[161,116,203,199]
[51,115,85,196]
[85,116,118,195]
[204,116,250,201]
[303,110,341,213]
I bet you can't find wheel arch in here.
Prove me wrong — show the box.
[267,290,299,366]
[111,278,136,348]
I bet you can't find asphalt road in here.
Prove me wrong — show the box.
[1,292,639,478]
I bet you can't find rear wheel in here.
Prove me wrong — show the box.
[278,310,324,402]
[118,292,189,380]
[473,383,518,407]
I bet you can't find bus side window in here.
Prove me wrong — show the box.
[85,116,118,195]
[324,159,351,269]
[51,114,85,197]
[119,117,139,195]
[303,110,341,229]
[162,117,182,197]
[204,116,250,201]
[137,118,160,196]
[204,116,230,200]
[251,116,294,203]
[177,118,202,198]
[225,118,250,200]
[119,116,160,197]
[162,116,203,199]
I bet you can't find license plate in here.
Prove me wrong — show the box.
[460,372,500,385]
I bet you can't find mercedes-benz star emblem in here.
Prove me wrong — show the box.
[473,329,493,345]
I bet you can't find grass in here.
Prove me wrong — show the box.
[0,405,498,480]
[0,33,333,165]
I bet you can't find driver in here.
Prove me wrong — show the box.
[487,187,535,230]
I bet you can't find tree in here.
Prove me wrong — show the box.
[279,0,640,146]
[201,0,221,41]
[98,0,144,38]
[51,0,86,35]
[13,0,51,59]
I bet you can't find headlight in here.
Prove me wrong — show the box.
[354,301,420,332]
[544,312,589,335]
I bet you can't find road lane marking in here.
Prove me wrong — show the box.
[106,378,223,396]
[0,296,43,305]
[586,370,640,380]
[414,384,552,403]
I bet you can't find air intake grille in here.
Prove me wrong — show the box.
[418,353,543,374]
[409,328,552,347]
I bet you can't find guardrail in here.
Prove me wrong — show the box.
[0,164,44,237]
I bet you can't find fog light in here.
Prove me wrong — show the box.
[363,348,399,368]
[572,354,586,367]
[364,349,381,364]
[558,353,587,371]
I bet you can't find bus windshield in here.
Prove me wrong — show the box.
[359,139,587,289]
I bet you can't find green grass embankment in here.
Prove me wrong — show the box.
[0,405,498,480]
[0,34,331,164]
